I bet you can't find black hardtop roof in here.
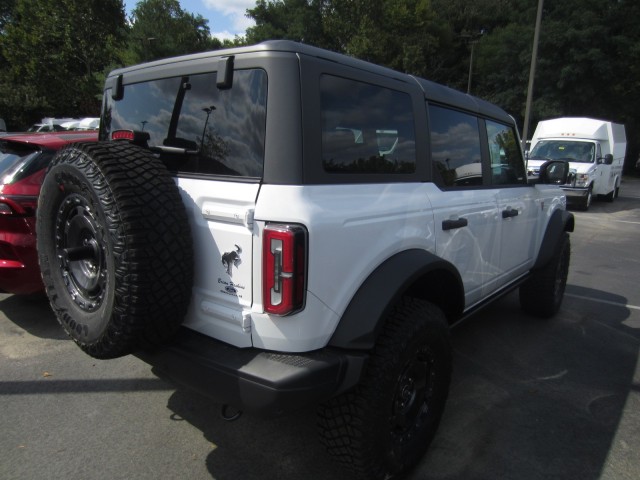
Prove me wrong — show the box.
[109,40,512,123]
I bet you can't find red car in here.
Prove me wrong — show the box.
[0,131,98,294]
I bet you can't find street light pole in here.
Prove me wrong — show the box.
[521,0,545,152]
[201,106,216,150]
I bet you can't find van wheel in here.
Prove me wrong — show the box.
[36,142,193,359]
[604,183,618,202]
[519,232,570,318]
[580,185,593,210]
[317,298,451,480]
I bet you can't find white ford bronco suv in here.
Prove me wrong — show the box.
[36,41,574,479]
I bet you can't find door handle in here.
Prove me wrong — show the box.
[502,208,519,219]
[442,218,468,231]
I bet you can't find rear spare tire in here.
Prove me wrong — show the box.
[36,142,193,359]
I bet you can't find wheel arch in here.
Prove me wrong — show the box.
[328,249,464,350]
[533,208,574,270]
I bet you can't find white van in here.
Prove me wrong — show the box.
[527,117,626,210]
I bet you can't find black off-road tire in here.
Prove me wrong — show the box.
[317,298,451,480]
[519,232,570,318]
[36,142,193,359]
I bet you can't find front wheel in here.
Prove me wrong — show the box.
[318,298,451,480]
[519,232,570,318]
[580,185,593,211]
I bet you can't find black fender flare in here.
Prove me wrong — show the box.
[533,208,575,270]
[328,249,464,350]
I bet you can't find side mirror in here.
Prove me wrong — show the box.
[603,153,613,165]
[538,159,569,185]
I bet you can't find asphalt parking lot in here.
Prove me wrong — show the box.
[2,177,639,480]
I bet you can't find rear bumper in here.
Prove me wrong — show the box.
[135,327,368,417]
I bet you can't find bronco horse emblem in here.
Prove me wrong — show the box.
[221,245,242,275]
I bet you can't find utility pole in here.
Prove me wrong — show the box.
[521,0,544,152]
[465,30,485,95]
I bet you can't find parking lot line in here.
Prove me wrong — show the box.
[565,292,640,311]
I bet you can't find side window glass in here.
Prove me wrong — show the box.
[102,69,267,178]
[320,75,416,174]
[429,105,483,187]
[486,120,527,185]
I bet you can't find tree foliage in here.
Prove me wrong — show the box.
[246,0,450,77]
[0,0,126,128]
[126,0,220,63]
[0,0,227,129]
[246,0,640,167]
[0,0,639,164]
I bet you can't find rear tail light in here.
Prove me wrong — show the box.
[263,224,307,316]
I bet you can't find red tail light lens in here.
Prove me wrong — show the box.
[263,224,307,316]
[111,130,135,141]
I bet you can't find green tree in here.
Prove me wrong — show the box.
[0,0,126,129]
[245,0,333,49]
[0,0,15,32]
[246,0,449,78]
[471,0,640,168]
[127,0,220,63]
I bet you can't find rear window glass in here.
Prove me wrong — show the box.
[320,75,416,174]
[102,69,267,178]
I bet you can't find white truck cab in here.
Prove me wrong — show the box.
[527,117,626,210]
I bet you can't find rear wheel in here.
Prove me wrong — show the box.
[604,182,618,202]
[36,142,193,359]
[519,232,570,318]
[318,298,451,480]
